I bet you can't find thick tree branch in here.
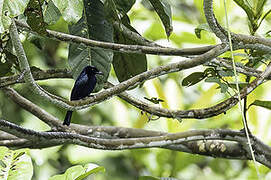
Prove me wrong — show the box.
[9,19,72,111]
[10,20,229,113]
[0,119,270,168]
[2,87,64,129]
[0,68,71,88]
[203,0,227,41]
[105,62,271,120]
[15,20,217,57]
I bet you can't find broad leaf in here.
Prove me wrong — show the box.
[49,165,85,180]
[24,0,48,35]
[104,0,135,21]
[233,0,257,32]
[0,50,18,77]
[182,72,206,87]
[68,18,90,80]
[255,0,267,19]
[113,0,136,14]
[148,0,173,38]
[43,0,61,25]
[0,147,33,180]
[0,0,30,33]
[113,15,147,82]
[205,77,229,93]
[49,164,105,180]
[51,0,83,23]
[249,100,271,110]
[75,166,105,180]
[233,0,254,20]
[68,0,113,90]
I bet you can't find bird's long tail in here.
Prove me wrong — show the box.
[63,110,73,126]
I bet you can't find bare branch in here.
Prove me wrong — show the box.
[15,20,216,57]
[0,119,270,168]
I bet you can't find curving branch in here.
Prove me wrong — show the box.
[1,62,270,123]
[10,18,229,112]
[15,20,217,57]
[203,0,227,41]
[0,119,271,168]
[2,1,271,172]
[0,68,72,88]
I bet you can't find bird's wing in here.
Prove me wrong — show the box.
[70,73,89,100]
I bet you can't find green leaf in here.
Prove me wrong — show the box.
[255,0,267,19]
[43,0,61,25]
[49,164,104,180]
[75,166,105,180]
[68,0,113,90]
[233,0,258,33]
[68,18,90,79]
[148,0,173,38]
[0,147,33,180]
[113,15,147,82]
[104,0,135,22]
[219,82,228,93]
[182,72,206,87]
[0,50,18,77]
[233,0,254,20]
[51,0,83,24]
[195,23,212,39]
[24,0,48,35]
[0,0,30,33]
[104,0,120,22]
[144,97,164,104]
[49,165,85,180]
[249,100,271,110]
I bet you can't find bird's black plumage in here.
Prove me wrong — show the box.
[63,66,103,126]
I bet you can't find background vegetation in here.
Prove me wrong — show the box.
[1,0,271,179]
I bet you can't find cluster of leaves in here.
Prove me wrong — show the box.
[2,0,271,179]
[0,0,173,90]
[0,147,106,180]
[182,66,236,94]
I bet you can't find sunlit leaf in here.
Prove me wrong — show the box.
[75,166,105,180]
[0,0,30,33]
[148,0,173,38]
[0,147,33,180]
[51,0,83,23]
[255,0,267,19]
[249,100,271,110]
[49,165,84,180]
[182,72,206,87]
[43,0,61,25]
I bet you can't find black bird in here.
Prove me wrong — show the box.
[63,66,103,126]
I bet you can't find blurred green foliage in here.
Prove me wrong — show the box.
[1,0,271,179]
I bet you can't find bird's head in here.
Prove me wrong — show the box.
[84,66,103,76]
